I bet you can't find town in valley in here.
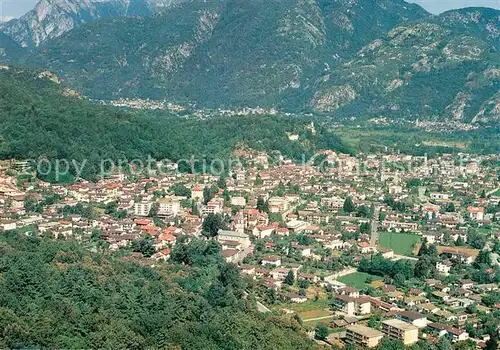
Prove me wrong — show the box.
[1,146,499,349]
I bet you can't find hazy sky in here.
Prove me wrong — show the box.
[0,0,499,21]
[407,0,500,14]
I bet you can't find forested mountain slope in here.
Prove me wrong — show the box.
[0,66,350,179]
[311,8,500,122]
[0,33,25,62]
[24,0,431,107]
[0,231,318,349]
[3,0,498,121]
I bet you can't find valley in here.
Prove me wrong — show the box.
[0,0,499,349]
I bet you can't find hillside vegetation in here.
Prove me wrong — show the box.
[11,1,498,123]
[313,8,500,122]
[0,67,351,180]
[21,0,431,108]
[0,230,317,349]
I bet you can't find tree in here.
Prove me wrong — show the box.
[217,175,227,190]
[393,273,406,287]
[202,214,225,238]
[485,333,499,350]
[314,324,329,341]
[285,270,295,285]
[132,236,156,257]
[343,197,355,213]
[266,286,277,304]
[427,244,438,257]
[358,257,371,272]
[91,227,102,242]
[436,336,452,350]
[418,238,429,256]
[257,197,268,213]
[468,230,486,249]
[222,189,230,203]
[407,178,421,188]
[191,201,200,216]
[368,315,381,329]
[169,184,191,197]
[475,250,492,268]
[360,222,370,234]
[24,196,42,213]
[357,205,370,218]
[442,232,453,245]
[203,186,213,205]
[446,203,455,212]
[456,235,465,246]
[298,279,309,289]
[148,202,160,217]
[376,338,405,350]
[414,255,435,279]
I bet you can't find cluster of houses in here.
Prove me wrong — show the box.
[0,150,498,348]
[330,276,497,348]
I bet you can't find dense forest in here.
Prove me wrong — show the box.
[0,230,317,349]
[0,67,351,181]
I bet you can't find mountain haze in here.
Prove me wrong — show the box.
[2,0,498,123]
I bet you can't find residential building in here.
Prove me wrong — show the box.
[268,197,288,213]
[230,196,246,207]
[157,197,180,216]
[203,201,221,215]
[134,201,152,216]
[332,295,371,316]
[467,206,484,221]
[381,319,418,345]
[345,325,384,348]
[261,255,281,267]
[217,230,251,248]
[427,323,469,342]
[382,220,418,232]
[395,311,428,328]
[436,260,453,275]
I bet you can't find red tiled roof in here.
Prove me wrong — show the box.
[135,219,151,226]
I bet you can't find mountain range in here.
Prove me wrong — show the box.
[0,0,185,48]
[0,0,498,123]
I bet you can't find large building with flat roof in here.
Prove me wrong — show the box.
[381,319,419,345]
[217,230,250,248]
[345,325,383,348]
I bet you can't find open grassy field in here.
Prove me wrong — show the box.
[337,272,383,289]
[302,318,331,329]
[379,231,421,256]
[275,298,330,313]
[422,140,469,149]
[298,309,332,320]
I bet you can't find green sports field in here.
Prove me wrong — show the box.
[337,272,383,289]
[379,231,420,256]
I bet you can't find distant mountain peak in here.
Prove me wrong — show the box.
[7,0,498,125]
[0,0,183,47]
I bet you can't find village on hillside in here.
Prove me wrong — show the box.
[0,149,499,349]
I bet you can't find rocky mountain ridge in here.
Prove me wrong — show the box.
[311,7,500,123]
[22,0,432,105]
[0,0,183,47]
[2,0,498,123]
